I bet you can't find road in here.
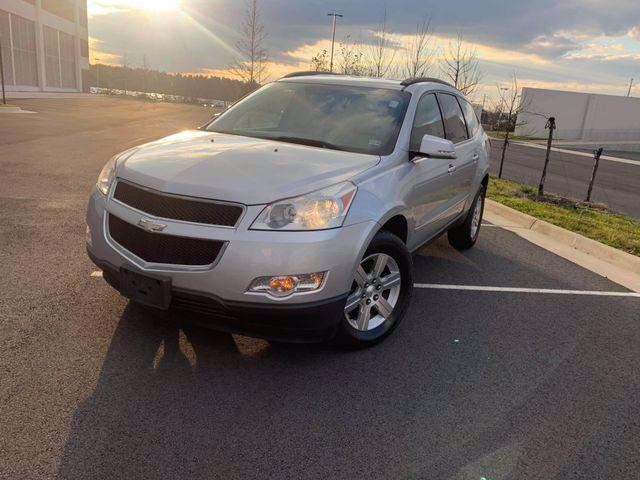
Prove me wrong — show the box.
[1,97,639,479]
[489,140,640,218]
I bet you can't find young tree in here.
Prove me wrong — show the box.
[494,73,528,178]
[229,0,268,89]
[441,33,482,96]
[310,49,329,71]
[365,12,397,78]
[337,36,365,76]
[403,16,433,78]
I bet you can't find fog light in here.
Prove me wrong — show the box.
[249,272,326,298]
[85,225,92,247]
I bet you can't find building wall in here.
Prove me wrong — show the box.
[0,0,88,93]
[515,87,640,142]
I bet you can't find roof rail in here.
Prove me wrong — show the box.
[281,71,341,79]
[400,77,456,88]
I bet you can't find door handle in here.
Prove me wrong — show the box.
[447,164,457,174]
[472,153,479,161]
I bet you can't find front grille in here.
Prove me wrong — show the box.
[113,181,243,227]
[108,214,224,266]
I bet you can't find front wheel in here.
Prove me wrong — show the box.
[335,231,413,348]
[448,186,485,250]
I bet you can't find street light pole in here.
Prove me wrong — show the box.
[95,57,101,89]
[627,78,634,97]
[0,36,6,105]
[327,13,343,73]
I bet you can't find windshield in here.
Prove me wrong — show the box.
[206,82,411,155]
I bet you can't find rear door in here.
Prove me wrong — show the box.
[436,93,477,214]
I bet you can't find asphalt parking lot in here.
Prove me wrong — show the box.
[1,97,639,480]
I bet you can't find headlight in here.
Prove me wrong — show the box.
[251,182,357,231]
[96,156,117,195]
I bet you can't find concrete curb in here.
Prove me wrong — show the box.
[484,199,640,293]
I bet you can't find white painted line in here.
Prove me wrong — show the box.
[90,271,103,278]
[414,283,640,297]
[510,141,640,167]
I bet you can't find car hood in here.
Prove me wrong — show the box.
[116,130,379,205]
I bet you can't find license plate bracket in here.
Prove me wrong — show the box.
[120,266,171,310]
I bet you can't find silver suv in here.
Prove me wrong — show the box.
[86,73,489,347]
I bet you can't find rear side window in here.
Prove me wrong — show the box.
[437,93,469,144]
[410,93,445,151]
[459,98,480,137]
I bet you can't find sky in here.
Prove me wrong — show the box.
[86,0,640,102]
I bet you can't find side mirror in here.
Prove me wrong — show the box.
[415,135,456,160]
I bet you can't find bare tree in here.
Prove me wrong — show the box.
[441,33,482,96]
[365,12,397,78]
[337,36,365,76]
[403,16,433,78]
[310,49,329,71]
[229,0,268,88]
[494,73,528,179]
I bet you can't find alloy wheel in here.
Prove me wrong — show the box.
[344,253,402,331]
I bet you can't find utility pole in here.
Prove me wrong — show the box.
[327,13,343,73]
[95,57,101,89]
[586,147,604,203]
[123,53,128,96]
[627,78,634,97]
[538,116,556,198]
[0,35,6,104]
[142,54,148,94]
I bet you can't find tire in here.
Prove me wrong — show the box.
[448,186,485,250]
[334,230,413,348]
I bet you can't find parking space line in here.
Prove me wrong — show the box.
[91,271,103,277]
[414,283,640,297]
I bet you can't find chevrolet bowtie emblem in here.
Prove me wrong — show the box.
[137,218,167,233]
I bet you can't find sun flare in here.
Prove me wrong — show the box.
[128,0,180,11]
[90,0,181,14]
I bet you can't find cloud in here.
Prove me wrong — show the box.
[523,34,582,58]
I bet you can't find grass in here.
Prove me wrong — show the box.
[487,177,640,257]
[488,132,541,141]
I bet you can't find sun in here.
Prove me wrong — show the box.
[127,0,181,11]
[90,0,181,13]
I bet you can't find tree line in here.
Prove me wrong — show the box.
[88,64,247,101]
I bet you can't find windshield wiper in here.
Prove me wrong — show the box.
[265,136,346,151]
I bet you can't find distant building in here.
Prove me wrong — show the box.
[515,87,640,142]
[0,0,89,93]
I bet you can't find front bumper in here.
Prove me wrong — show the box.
[86,187,378,341]
[89,251,347,342]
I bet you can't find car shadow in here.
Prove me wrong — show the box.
[56,302,339,479]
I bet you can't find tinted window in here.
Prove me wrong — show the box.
[438,93,468,144]
[459,98,480,137]
[410,93,445,151]
[208,82,410,155]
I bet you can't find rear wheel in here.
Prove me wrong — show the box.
[335,231,413,348]
[448,186,485,250]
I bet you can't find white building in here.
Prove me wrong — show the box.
[0,0,89,93]
[515,87,640,142]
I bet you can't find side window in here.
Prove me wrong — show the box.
[437,93,469,144]
[459,98,480,137]
[410,93,445,151]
